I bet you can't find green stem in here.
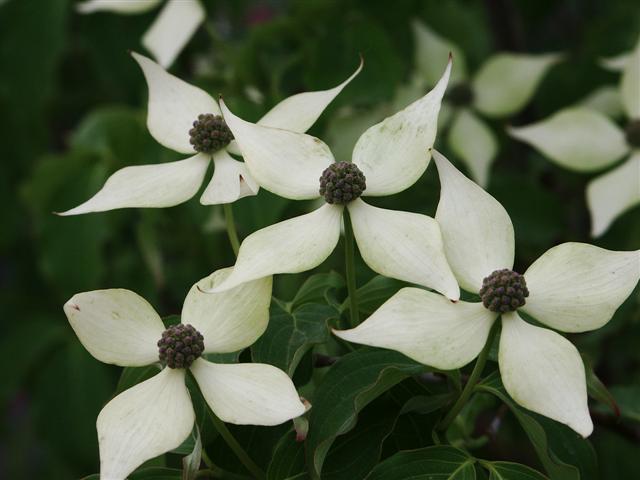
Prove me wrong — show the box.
[223,203,240,257]
[343,210,359,328]
[208,409,265,480]
[438,321,499,431]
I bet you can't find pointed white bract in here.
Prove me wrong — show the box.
[57,154,211,215]
[335,289,496,370]
[472,53,561,118]
[447,108,497,187]
[200,150,259,205]
[587,153,640,237]
[579,86,624,119]
[523,243,640,332]
[499,312,593,437]
[77,0,162,14]
[64,289,164,366]
[508,108,628,171]
[433,150,515,293]
[190,360,307,425]
[411,20,467,86]
[351,57,451,196]
[142,0,205,69]
[182,269,272,353]
[98,368,194,480]
[347,199,460,300]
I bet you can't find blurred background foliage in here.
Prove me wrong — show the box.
[1,0,639,478]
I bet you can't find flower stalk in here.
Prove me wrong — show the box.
[343,209,359,328]
[223,203,240,256]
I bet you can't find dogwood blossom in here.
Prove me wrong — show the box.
[63,269,305,480]
[206,60,460,300]
[335,151,640,437]
[76,0,204,68]
[58,52,361,215]
[405,20,561,187]
[509,38,640,237]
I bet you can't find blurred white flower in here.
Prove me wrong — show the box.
[335,151,640,438]
[63,269,305,480]
[509,38,640,236]
[405,20,561,187]
[59,52,361,214]
[77,0,204,68]
[206,59,460,301]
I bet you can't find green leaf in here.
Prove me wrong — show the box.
[115,364,162,395]
[481,461,548,480]
[366,445,476,479]
[291,271,345,310]
[252,302,337,376]
[305,348,428,479]
[584,357,619,417]
[608,385,640,422]
[181,427,202,480]
[342,275,404,316]
[476,373,580,480]
[267,430,308,480]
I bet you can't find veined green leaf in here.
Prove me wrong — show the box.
[366,445,476,479]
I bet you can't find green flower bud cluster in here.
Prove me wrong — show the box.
[319,161,367,204]
[189,114,234,153]
[479,268,529,313]
[157,324,204,369]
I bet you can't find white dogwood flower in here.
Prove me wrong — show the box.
[407,20,561,187]
[335,151,640,437]
[59,52,361,215]
[63,269,305,480]
[207,60,460,300]
[77,0,204,68]
[509,38,640,237]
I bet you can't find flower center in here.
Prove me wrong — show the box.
[479,269,529,313]
[319,161,366,204]
[189,114,234,153]
[157,324,205,369]
[625,119,640,148]
[446,83,474,107]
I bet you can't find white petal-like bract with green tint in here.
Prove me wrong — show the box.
[447,108,497,187]
[508,108,628,172]
[472,53,561,118]
[433,150,515,293]
[220,100,334,200]
[200,150,259,205]
[191,360,306,425]
[411,19,467,86]
[182,269,272,354]
[257,58,363,133]
[142,0,205,68]
[77,0,161,14]
[599,51,633,71]
[620,39,640,119]
[97,368,194,480]
[348,199,459,300]
[57,153,210,215]
[579,85,624,119]
[209,204,343,292]
[334,289,496,370]
[523,243,640,332]
[64,289,164,367]
[587,153,640,237]
[351,58,451,196]
[499,312,593,437]
[132,52,219,154]
[325,106,390,163]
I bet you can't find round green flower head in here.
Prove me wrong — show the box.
[189,114,234,153]
[446,83,474,107]
[157,324,205,369]
[479,269,529,313]
[625,119,640,149]
[319,161,366,204]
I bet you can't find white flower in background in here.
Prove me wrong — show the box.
[76,0,205,69]
[509,38,640,237]
[404,20,561,187]
[58,52,361,215]
[206,60,460,301]
[63,269,305,480]
[335,151,640,437]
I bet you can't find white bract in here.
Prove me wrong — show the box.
[408,20,561,187]
[335,151,640,437]
[207,60,460,301]
[63,269,306,480]
[509,37,640,237]
[59,52,361,215]
[77,0,204,68]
